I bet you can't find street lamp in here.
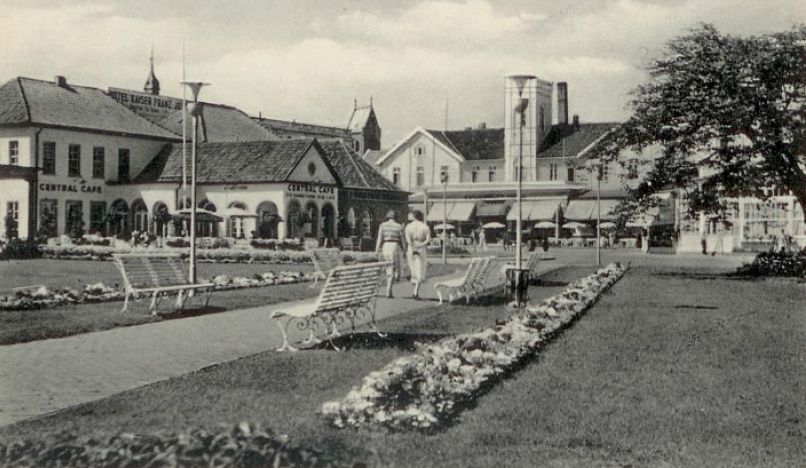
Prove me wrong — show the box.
[508,74,533,270]
[590,161,602,266]
[181,80,210,284]
[441,171,448,265]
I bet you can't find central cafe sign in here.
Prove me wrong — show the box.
[285,182,335,201]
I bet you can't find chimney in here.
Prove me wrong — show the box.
[55,76,68,88]
[572,114,580,129]
[478,122,487,129]
[557,82,569,126]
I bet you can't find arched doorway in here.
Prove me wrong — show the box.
[321,204,336,240]
[153,202,170,237]
[197,199,217,237]
[108,199,129,236]
[347,207,357,236]
[286,200,302,239]
[256,201,280,239]
[362,208,373,238]
[131,199,148,234]
[304,202,319,238]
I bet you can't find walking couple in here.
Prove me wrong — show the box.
[375,210,431,299]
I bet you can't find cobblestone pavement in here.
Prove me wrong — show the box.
[0,258,552,427]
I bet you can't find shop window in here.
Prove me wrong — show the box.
[392,167,401,186]
[488,166,497,182]
[415,166,425,187]
[118,149,130,182]
[108,199,128,236]
[89,201,107,235]
[132,200,148,233]
[5,201,19,238]
[256,201,279,239]
[65,200,83,235]
[9,141,18,165]
[92,147,105,179]
[42,142,56,175]
[39,199,58,238]
[471,166,480,183]
[68,144,81,177]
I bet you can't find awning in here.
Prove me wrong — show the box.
[564,199,620,221]
[426,202,450,222]
[476,203,509,217]
[508,201,560,221]
[173,209,223,223]
[448,202,476,221]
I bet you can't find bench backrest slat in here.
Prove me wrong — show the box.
[314,262,387,314]
[309,248,344,276]
[114,253,189,291]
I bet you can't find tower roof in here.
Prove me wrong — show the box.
[144,48,160,95]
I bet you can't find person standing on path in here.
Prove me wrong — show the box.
[376,211,406,298]
[405,210,431,299]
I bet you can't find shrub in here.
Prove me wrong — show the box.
[0,422,360,468]
[0,239,42,260]
[735,250,806,277]
[166,238,190,248]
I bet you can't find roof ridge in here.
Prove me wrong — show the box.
[341,140,370,188]
[16,77,31,124]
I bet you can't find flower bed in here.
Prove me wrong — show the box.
[735,250,806,277]
[39,245,379,264]
[321,263,628,432]
[0,422,358,468]
[0,272,313,311]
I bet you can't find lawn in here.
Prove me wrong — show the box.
[3,265,803,467]
[0,260,458,345]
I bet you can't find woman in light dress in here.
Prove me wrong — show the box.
[404,210,431,299]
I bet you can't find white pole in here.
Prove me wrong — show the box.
[181,44,187,192]
[189,113,197,283]
[516,113,523,269]
[596,172,601,266]
[442,181,447,265]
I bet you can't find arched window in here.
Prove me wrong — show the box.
[108,199,129,236]
[362,208,373,238]
[347,207,357,236]
[257,201,280,239]
[198,198,216,212]
[153,202,170,237]
[321,204,336,240]
[131,199,148,233]
[227,202,247,239]
[286,200,302,239]
[304,202,319,238]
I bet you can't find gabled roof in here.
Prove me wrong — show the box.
[253,116,349,140]
[347,106,373,132]
[538,123,618,159]
[376,127,465,166]
[160,104,272,143]
[318,140,403,192]
[0,77,179,139]
[133,139,335,184]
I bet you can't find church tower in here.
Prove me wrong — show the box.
[144,47,160,95]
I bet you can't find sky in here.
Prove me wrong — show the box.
[0,0,803,144]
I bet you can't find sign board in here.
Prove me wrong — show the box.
[39,182,103,194]
[285,182,336,201]
[108,87,183,122]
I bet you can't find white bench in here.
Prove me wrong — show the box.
[308,248,344,287]
[270,262,390,351]
[113,253,215,315]
[434,256,495,304]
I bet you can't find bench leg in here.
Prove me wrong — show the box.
[204,288,212,307]
[436,286,444,304]
[149,292,159,315]
[175,290,185,308]
[120,293,130,313]
[273,314,298,352]
[364,306,387,338]
[301,317,322,345]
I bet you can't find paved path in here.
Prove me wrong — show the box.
[0,258,561,427]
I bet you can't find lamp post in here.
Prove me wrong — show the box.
[508,75,532,269]
[441,172,448,265]
[596,164,602,266]
[181,81,209,284]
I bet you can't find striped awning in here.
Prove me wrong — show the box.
[564,199,621,221]
[476,203,509,217]
[448,202,476,221]
[426,202,450,222]
[507,201,560,221]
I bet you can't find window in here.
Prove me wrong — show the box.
[42,142,56,175]
[415,146,425,157]
[8,141,19,165]
[89,201,106,235]
[439,165,449,184]
[353,140,361,153]
[65,200,83,234]
[92,147,105,179]
[567,165,575,182]
[488,166,497,182]
[392,167,401,186]
[626,159,638,178]
[5,201,19,238]
[601,165,609,182]
[471,165,480,183]
[415,166,425,187]
[68,144,81,177]
[39,199,58,237]
[118,148,130,182]
[549,163,558,181]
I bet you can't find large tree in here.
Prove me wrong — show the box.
[595,23,806,219]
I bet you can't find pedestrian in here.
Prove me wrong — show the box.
[471,228,478,254]
[404,210,431,299]
[479,227,487,251]
[375,210,406,298]
[542,236,549,253]
[711,223,725,256]
[636,231,643,250]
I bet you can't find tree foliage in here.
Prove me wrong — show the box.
[595,23,806,218]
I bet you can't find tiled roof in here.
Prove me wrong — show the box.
[319,140,403,192]
[537,123,617,159]
[0,77,179,139]
[133,139,323,184]
[253,117,350,140]
[347,106,372,132]
[160,104,272,143]
[432,128,506,161]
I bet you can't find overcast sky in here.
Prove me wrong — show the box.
[0,0,802,144]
